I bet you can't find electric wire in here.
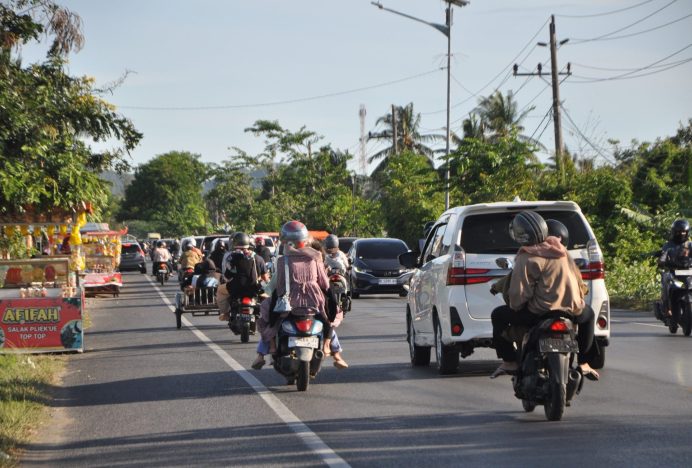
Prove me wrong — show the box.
[560,105,618,165]
[117,67,443,111]
[570,0,678,44]
[568,43,692,82]
[529,105,554,141]
[555,0,656,18]
[571,57,692,72]
[571,12,692,42]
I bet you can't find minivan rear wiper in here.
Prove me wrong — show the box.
[472,247,518,254]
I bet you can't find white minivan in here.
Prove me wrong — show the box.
[399,200,610,374]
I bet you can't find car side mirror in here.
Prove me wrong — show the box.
[399,250,418,269]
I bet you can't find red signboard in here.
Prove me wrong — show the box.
[0,296,83,353]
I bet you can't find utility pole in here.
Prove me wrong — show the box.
[513,14,571,184]
[359,105,367,175]
[392,104,398,154]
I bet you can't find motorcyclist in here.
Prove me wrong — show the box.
[151,240,172,276]
[489,211,585,378]
[217,232,269,322]
[254,236,272,263]
[209,239,228,273]
[657,219,692,318]
[251,221,332,370]
[323,234,349,275]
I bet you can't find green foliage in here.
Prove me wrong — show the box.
[449,133,541,205]
[606,257,659,309]
[0,1,141,219]
[377,151,444,248]
[118,152,208,237]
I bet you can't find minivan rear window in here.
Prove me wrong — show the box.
[461,211,590,253]
[356,240,408,259]
[122,244,141,254]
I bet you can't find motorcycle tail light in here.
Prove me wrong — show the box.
[241,297,253,305]
[295,319,313,333]
[330,275,341,281]
[550,320,570,333]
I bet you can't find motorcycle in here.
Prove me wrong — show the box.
[155,261,170,286]
[178,267,194,290]
[272,309,325,391]
[228,295,260,343]
[654,266,692,336]
[510,313,583,421]
[328,267,351,313]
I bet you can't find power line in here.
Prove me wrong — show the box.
[421,18,548,116]
[571,56,692,72]
[560,105,617,165]
[568,44,692,82]
[571,12,692,42]
[117,67,443,111]
[529,105,554,141]
[571,0,678,44]
[556,0,656,19]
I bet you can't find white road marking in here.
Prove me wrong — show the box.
[611,318,666,328]
[146,275,349,468]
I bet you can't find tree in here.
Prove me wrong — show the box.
[368,103,443,174]
[378,150,444,248]
[474,90,534,140]
[0,1,142,220]
[118,152,208,236]
[205,159,257,233]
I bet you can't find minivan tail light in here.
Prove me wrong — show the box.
[582,239,605,280]
[581,261,605,280]
[447,267,493,285]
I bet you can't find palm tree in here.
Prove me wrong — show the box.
[367,103,443,174]
[475,90,533,140]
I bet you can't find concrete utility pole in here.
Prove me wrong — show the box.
[513,14,571,184]
[392,104,398,154]
[359,105,367,175]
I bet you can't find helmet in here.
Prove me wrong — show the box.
[232,232,251,249]
[671,219,690,244]
[217,239,228,250]
[546,219,569,247]
[510,211,548,246]
[156,240,164,248]
[255,236,264,246]
[280,220,308,243]
[324,234,339,250]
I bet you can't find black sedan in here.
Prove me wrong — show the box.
[348,238,413,298]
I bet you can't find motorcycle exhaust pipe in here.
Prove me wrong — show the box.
[313,349,325,361]
[566,369,582,401]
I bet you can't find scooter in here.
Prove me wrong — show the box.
[272,309,325,391]
[228,296,260,343]
[328,267,351,313]
[510,313,583,421]
[654,267,692,336]
[155,261,170,286]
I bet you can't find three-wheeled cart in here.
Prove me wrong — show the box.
[174,287,219,329]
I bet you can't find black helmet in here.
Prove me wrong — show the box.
[324,234,339,250]
[510,211,548,246]
[156,240,164,248]
[671,219,690,244]
[280,220,308,243]
[232,232,251,249]
[546,219,569,247]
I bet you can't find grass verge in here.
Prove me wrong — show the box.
[0,354,65,468]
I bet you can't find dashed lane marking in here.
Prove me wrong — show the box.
[145,275,350,468]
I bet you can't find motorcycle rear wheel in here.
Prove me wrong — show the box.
[681,302,692,337]
[240,325,250,343]
[544,354,567,421]
[158,274,164,286]
[297,361,310,391]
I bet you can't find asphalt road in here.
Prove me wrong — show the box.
[20,269,692,467]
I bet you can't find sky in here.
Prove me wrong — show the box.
[19,0,692,174]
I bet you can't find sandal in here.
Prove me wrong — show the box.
[250,355,265,370]
[579,366,600,381]
[490,365,517,379]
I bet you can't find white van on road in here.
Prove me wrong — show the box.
[399,200,610,375]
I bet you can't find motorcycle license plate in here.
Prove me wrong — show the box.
[378,278,397,285]
[288,336,319,348]
[240,313,254,321]
[674,269,692,276]
[539,338,578,353]
[158,270,167,274]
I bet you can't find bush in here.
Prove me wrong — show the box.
[605,256,659,310]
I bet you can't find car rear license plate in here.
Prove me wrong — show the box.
[539,338,578,353]
[378,278,397,285]
[675,269,692,276]
[288,336,319,348]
